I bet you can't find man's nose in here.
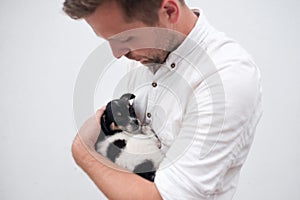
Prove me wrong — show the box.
[109,41,130,59]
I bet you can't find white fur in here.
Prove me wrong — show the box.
[96,126,164,171]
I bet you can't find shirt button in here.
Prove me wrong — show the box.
[152,82,157,88]
[171,63,176,68]
[147,113,152,118]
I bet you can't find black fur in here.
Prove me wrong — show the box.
[113,139,127,149]
[107,139,127,162]
[134,160,156,182]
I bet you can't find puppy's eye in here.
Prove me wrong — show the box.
[117,112,122,117]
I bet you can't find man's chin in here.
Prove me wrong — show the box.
[141,61,161,67]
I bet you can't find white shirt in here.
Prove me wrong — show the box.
[124,9,263,200]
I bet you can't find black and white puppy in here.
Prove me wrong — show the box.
[94,93,164,182]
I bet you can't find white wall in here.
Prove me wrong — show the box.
[0,0,299,199]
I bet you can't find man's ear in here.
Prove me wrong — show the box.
[159,0,180,24]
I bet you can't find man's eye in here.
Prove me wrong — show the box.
[118,36,134,43]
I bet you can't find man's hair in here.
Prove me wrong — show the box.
[63,0,184,25]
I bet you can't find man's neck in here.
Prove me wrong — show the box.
[177,6,198,36]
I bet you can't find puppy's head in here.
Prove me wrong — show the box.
[101,93,140,135]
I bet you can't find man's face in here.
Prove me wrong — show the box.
[85,1,182,65]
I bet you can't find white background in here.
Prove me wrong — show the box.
[1,0,299,199]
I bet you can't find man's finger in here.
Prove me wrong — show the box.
[95,105,106,124]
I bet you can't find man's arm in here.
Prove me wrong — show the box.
[72,111,163,200]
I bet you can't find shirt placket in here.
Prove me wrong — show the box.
[144,65,171,125]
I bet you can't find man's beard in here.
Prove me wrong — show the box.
[125,50,171,65]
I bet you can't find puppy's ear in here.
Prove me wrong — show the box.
[100,113,111,134]
[120,93,135,101]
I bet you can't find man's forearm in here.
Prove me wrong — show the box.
[72,134,163,200]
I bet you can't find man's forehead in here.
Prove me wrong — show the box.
[83,1,125,38]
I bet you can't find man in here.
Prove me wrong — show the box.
[63,0,263,199]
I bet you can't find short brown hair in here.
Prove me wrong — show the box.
[63,0,184,25]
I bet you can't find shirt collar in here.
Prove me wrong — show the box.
[165,9,214,70]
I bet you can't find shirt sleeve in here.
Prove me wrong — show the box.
[154,59,263,200]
